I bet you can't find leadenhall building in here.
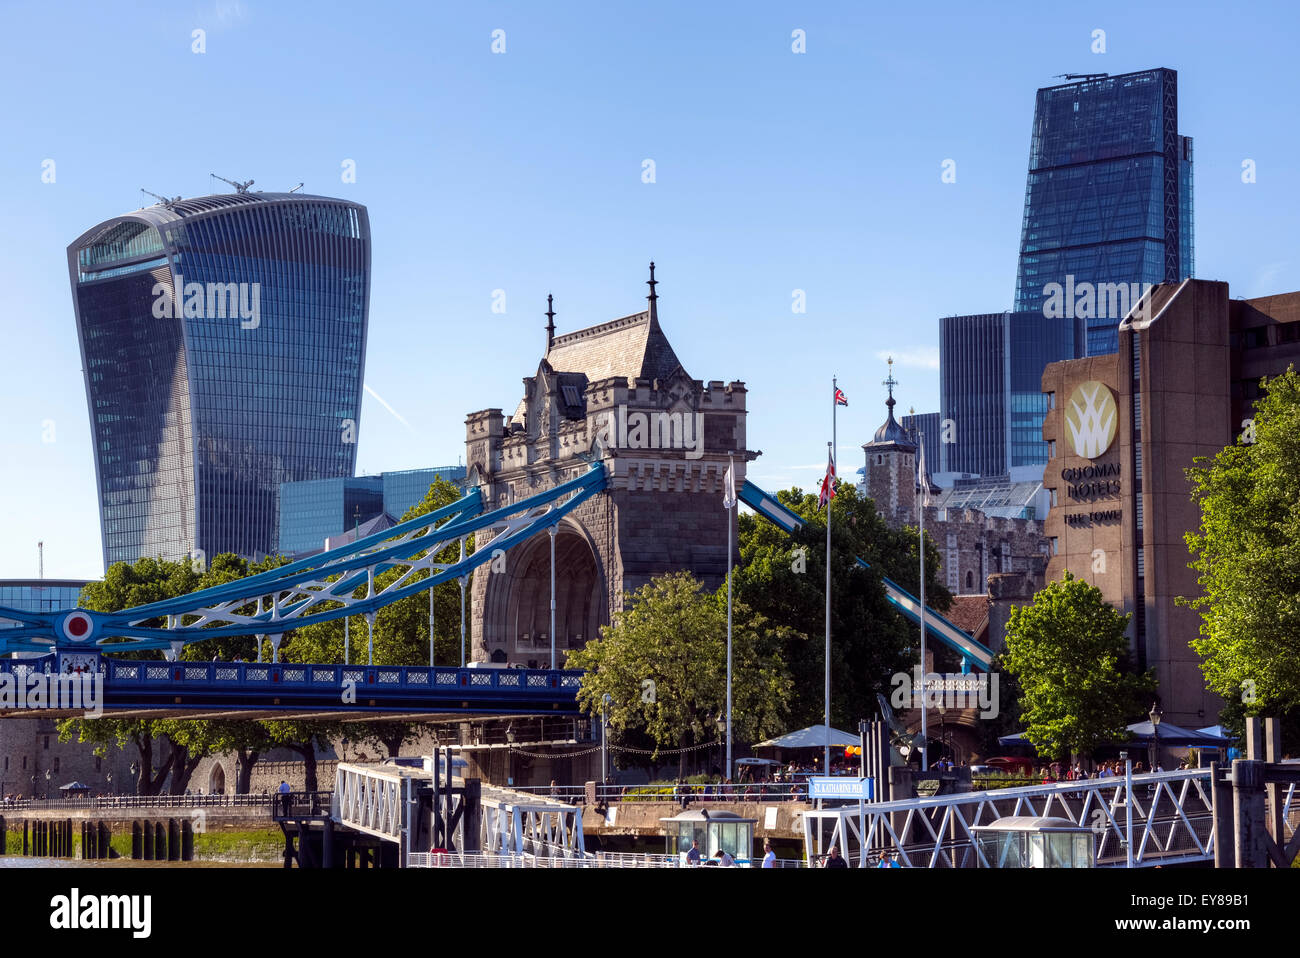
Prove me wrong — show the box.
[1041,279,1300,728]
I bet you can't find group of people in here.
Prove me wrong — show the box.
[683,838,781,867]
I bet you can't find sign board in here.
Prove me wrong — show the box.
[56,650,101,675]
[808,777,874,801]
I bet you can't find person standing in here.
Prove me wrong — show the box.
[823,846,848,868]
[762,841,776,868]
[277,779,292,817]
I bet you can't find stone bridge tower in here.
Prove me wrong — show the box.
[464,265,752,667]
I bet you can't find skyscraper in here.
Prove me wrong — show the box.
[68,192,370,570]
[1013,68,1193,356]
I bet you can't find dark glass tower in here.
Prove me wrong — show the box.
[68,192,370,570]
[1013,68,1193,356]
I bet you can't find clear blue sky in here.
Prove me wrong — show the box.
[1,0,1296,580]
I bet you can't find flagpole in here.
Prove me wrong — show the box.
[919,428,928,771]
[726,450,735,783]
[824,378,836,777]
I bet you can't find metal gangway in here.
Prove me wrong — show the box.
[803,768,1220,868]
[479,784,588,860]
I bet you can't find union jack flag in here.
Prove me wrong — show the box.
[818,450,837,510]
[834,387,848,407]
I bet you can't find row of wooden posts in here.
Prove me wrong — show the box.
[0,816,196,861]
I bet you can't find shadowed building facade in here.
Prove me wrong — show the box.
[67,192,370,570]
[1041,279,1300,729]
[464,269,751,667]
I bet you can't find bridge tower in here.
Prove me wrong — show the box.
[465,265,751,667]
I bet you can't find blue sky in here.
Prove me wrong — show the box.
[1,0,1296,580]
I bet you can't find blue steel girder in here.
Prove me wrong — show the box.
[0,464,607,655]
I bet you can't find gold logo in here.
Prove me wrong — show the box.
[1065,381,1117,459]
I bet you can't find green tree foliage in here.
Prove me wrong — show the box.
[732,483,952,729]
[1000,571,1156,759]
[1185,368,1300,726]
[567,571,793,776]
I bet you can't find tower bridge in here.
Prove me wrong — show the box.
[0,266,987,720]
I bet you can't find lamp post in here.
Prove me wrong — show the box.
[130,761,139,797]
[1149,703,1163,771]
[600,694,611,784]
[44,768,51,800]
[936,703,947,768]
[715,714,726,783]
[106,770,113,796]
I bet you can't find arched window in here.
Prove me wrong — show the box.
[965,570,974,591]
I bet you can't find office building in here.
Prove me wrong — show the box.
[1041,279,1300,729]
[0,580,91,628]
[1013,68,1194,356]
[67,192,370,570]
[278,465,467,556]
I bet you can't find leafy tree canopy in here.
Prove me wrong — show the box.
[1000,571,1156,759]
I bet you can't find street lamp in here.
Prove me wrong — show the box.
[44,768,51,800]
[1149,703,1163,771]
[936,703,948,768]
[130,761,139,797]
[106,770,113,796]
[715,714,726,781]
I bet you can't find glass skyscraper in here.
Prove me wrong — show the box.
[68,192,370,570]
[1013,68,1193,356]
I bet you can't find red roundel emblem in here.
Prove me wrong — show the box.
[62,611,93,641]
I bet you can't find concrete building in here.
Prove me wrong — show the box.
[1040,279,1300,729]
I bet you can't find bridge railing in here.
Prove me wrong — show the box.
[271,791,333,820]
[92,660,585,694]
[802,768,1217,869]
[0,793,272,812]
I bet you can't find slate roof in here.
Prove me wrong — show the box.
[545,310,686,383]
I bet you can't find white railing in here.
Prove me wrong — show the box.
[333,763,405,842]
[409,850,678,868]
[802,768,1216,869]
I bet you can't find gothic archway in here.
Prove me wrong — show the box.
[480,521,605,667]
[208,763,226,796]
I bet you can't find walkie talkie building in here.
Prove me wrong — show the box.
[67,192,370,571]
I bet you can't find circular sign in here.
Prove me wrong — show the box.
[60,610,94,643]
[1064,381,1118,459]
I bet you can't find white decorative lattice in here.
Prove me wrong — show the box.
[471,673,492,686]
[313,669,336,683]
[436,671,459,685]
[215,668,239,681]
[406,672,428,685]
[184,668,207,681]
[146,666,170,680]
[498,673,520,687]
[245,668,270,682]
[378,670,400,684]
[527,674,549,687]
[113,665,140,680]
[343,669,365,684]
[282,668,306,682]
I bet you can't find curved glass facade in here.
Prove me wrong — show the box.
[68,193,370,570]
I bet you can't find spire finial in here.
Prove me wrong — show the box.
[545,293,556,351]
[883,356,899,414]
[646,261,658,323]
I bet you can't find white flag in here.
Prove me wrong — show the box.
[723,462,736,510]
[917,434,931,513]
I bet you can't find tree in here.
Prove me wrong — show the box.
[733,483,952,730]
[566,571,793,777]
[1185,368,1300,733]
[263,720,345,792]
[1000,571,1156,759]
